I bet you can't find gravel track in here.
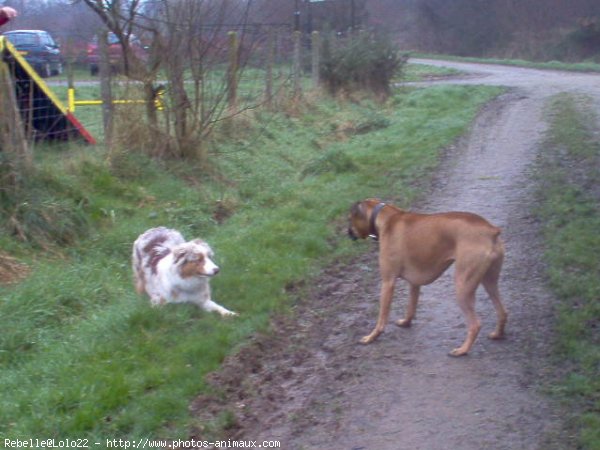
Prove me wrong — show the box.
[200,60,600,450]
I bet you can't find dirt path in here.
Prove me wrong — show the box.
[201,61,600,449]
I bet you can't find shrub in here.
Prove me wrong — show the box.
[300,148,358,179]
[550,17,600,62]
[320,31,408,99]
[564,17,600,61]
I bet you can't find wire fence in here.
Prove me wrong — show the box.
[0,26,326,157]
[0,37,85,146]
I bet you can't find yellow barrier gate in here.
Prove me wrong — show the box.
[67,87,164,112]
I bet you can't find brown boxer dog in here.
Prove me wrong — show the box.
[348,198,507,356]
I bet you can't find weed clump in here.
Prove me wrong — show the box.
[301,148,358,179]
[320,32,408,99]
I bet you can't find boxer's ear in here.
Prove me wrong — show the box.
[350,200,367,220]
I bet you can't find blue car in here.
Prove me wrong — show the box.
[3,29,63,78]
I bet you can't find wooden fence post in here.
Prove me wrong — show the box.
[227,31,238,113]
[292,30,302,98]
[265,28,275,108]
[311,31,320,90]
[0,56,31,169]
[98,31,113,150]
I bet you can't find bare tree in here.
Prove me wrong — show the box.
[79,0,272,159]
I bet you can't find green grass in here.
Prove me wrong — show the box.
[0,84,504,440]
[53,61,445,150]
[400,63,463,82]
[535,93,600,450]
[413,52,600,73]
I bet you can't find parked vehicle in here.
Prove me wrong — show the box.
[87,32,147,76]
[3,29,63,78]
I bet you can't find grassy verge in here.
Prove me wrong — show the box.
[400,63,463,82]
[53,60,446,150]
[535,93,600,449]
[0,84,503,440]
[413,53,600,73]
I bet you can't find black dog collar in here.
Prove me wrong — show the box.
[369,202,386,241]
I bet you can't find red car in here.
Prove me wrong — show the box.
[87,32,147,76]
